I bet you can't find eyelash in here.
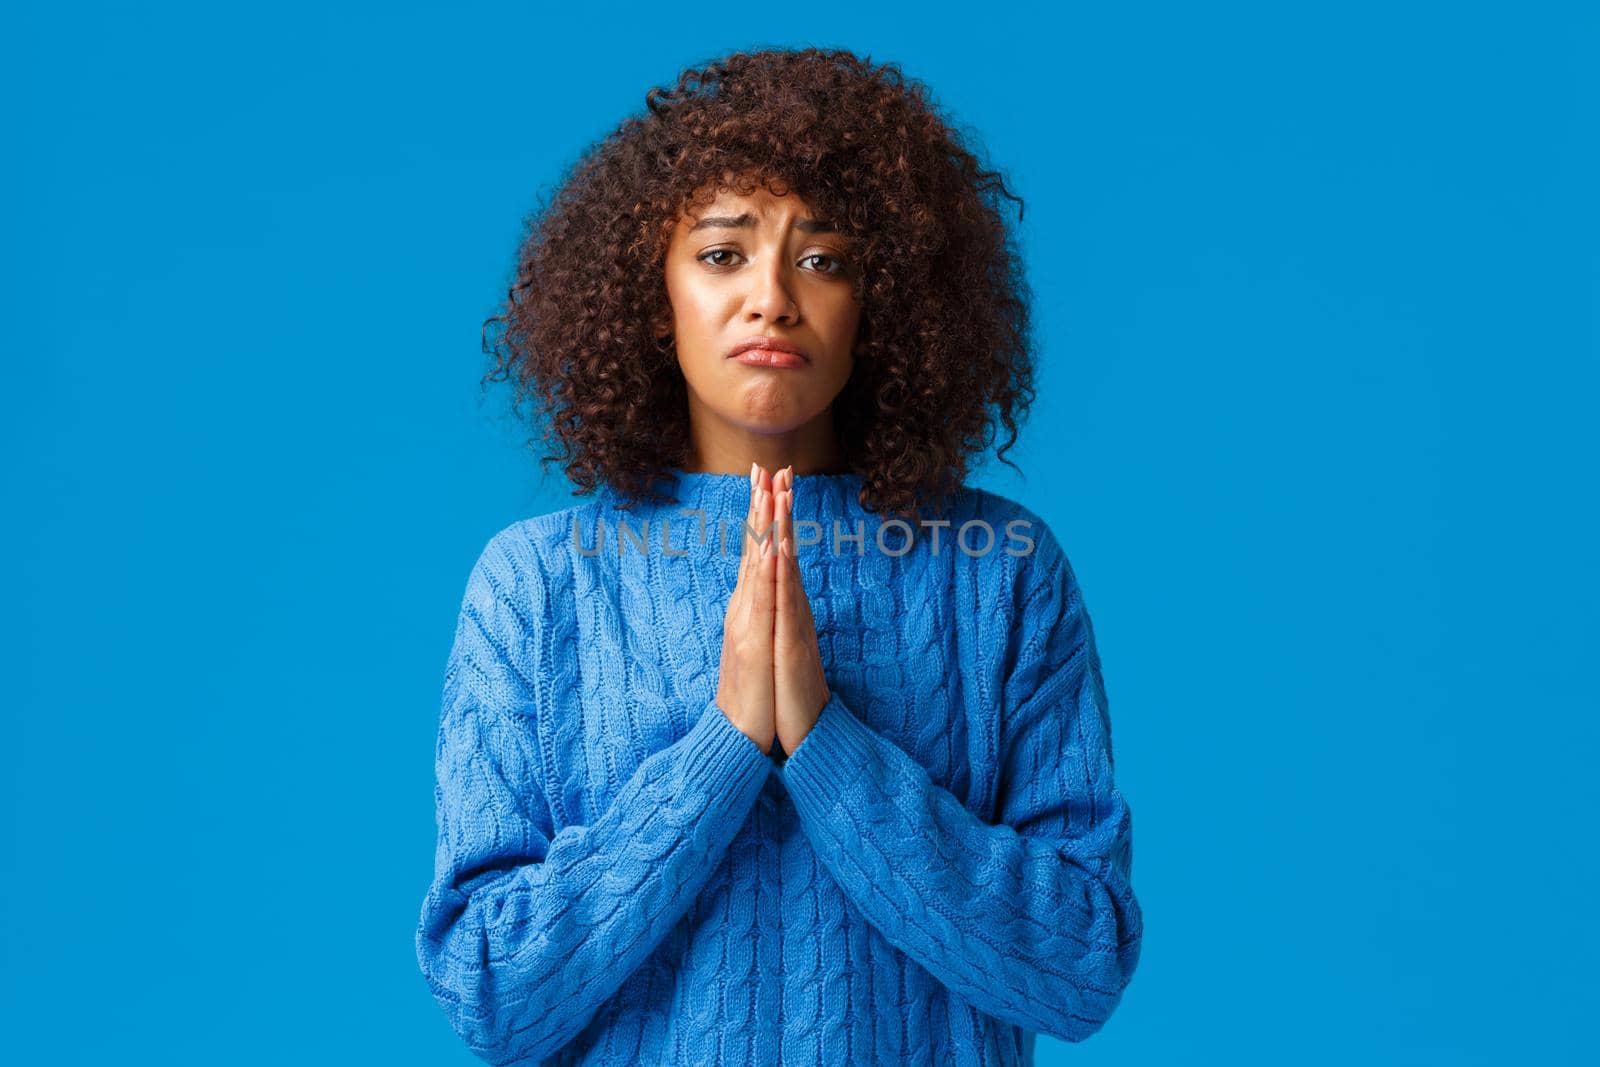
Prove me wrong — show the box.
[698,249,848,275]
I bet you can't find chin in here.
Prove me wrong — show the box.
[733,383,813,425]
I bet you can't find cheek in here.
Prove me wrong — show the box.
[826,287,862,334]
[826,299,863,368]
[664,254,699,308]
[668,275,733,343]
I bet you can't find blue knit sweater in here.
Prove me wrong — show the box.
[415,470,1142,1066]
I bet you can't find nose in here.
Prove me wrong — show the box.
[743,254,799,326]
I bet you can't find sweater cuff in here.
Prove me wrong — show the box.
[683,698,774,796]
[779,691,875,814]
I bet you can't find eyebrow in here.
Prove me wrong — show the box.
[687,213,838,234]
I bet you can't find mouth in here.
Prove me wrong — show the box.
[727,337,810,369]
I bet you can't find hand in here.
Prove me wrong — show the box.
[771,465,831,758]
[714,463,777,754]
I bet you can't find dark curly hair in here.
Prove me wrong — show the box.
[482,45,1037,523]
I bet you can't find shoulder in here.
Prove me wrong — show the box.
[461,498,606,610]
[957,485,1076,598]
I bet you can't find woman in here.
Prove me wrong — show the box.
[416,46,1143,1066]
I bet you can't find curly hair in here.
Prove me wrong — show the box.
[482,46,1037,523]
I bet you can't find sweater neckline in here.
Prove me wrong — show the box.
[666,467,862,489]
[669,468,863,515]
[600,467,867,523]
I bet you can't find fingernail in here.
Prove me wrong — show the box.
[750,461,757,487]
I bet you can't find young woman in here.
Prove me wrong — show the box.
[416,46,1143,1066]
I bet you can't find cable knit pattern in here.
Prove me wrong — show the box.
[416,470,1142,1065]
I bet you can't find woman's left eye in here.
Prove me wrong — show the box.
[803,253,846,275]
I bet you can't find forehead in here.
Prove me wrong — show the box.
[673,172,824,222]
[667,183,843,250]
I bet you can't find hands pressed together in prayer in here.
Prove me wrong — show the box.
[714,463,832,759]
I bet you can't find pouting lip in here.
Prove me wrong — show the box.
[727,336,809,362]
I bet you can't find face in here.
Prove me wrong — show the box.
[660,178,861,447]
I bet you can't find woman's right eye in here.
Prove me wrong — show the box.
[698,249,741,268]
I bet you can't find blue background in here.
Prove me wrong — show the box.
[7,2,1596,1063]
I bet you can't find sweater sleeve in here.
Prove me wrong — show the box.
[415,528,774,1065]
[777,523,1143,1043]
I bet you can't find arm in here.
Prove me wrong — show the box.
[777,525,1142,1042]
[415,529,773,1065]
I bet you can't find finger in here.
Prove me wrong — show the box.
[737,463,760,586]
[776,487,796,643]
[784,532,802,643]
[775,531,791,650]
[741,484,765,586]
[784,476,795,544]
[783,488,797,572]
[782,468,796,557]
[770,488,785,597]
[753,529,777,650]
[758,483,775,566]
[756,466,774,540]
[784,489,803,632]
[732,495,764,625]
[744,483,774,593]
[783,485,798,572]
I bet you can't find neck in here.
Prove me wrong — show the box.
[681,403,848,477]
